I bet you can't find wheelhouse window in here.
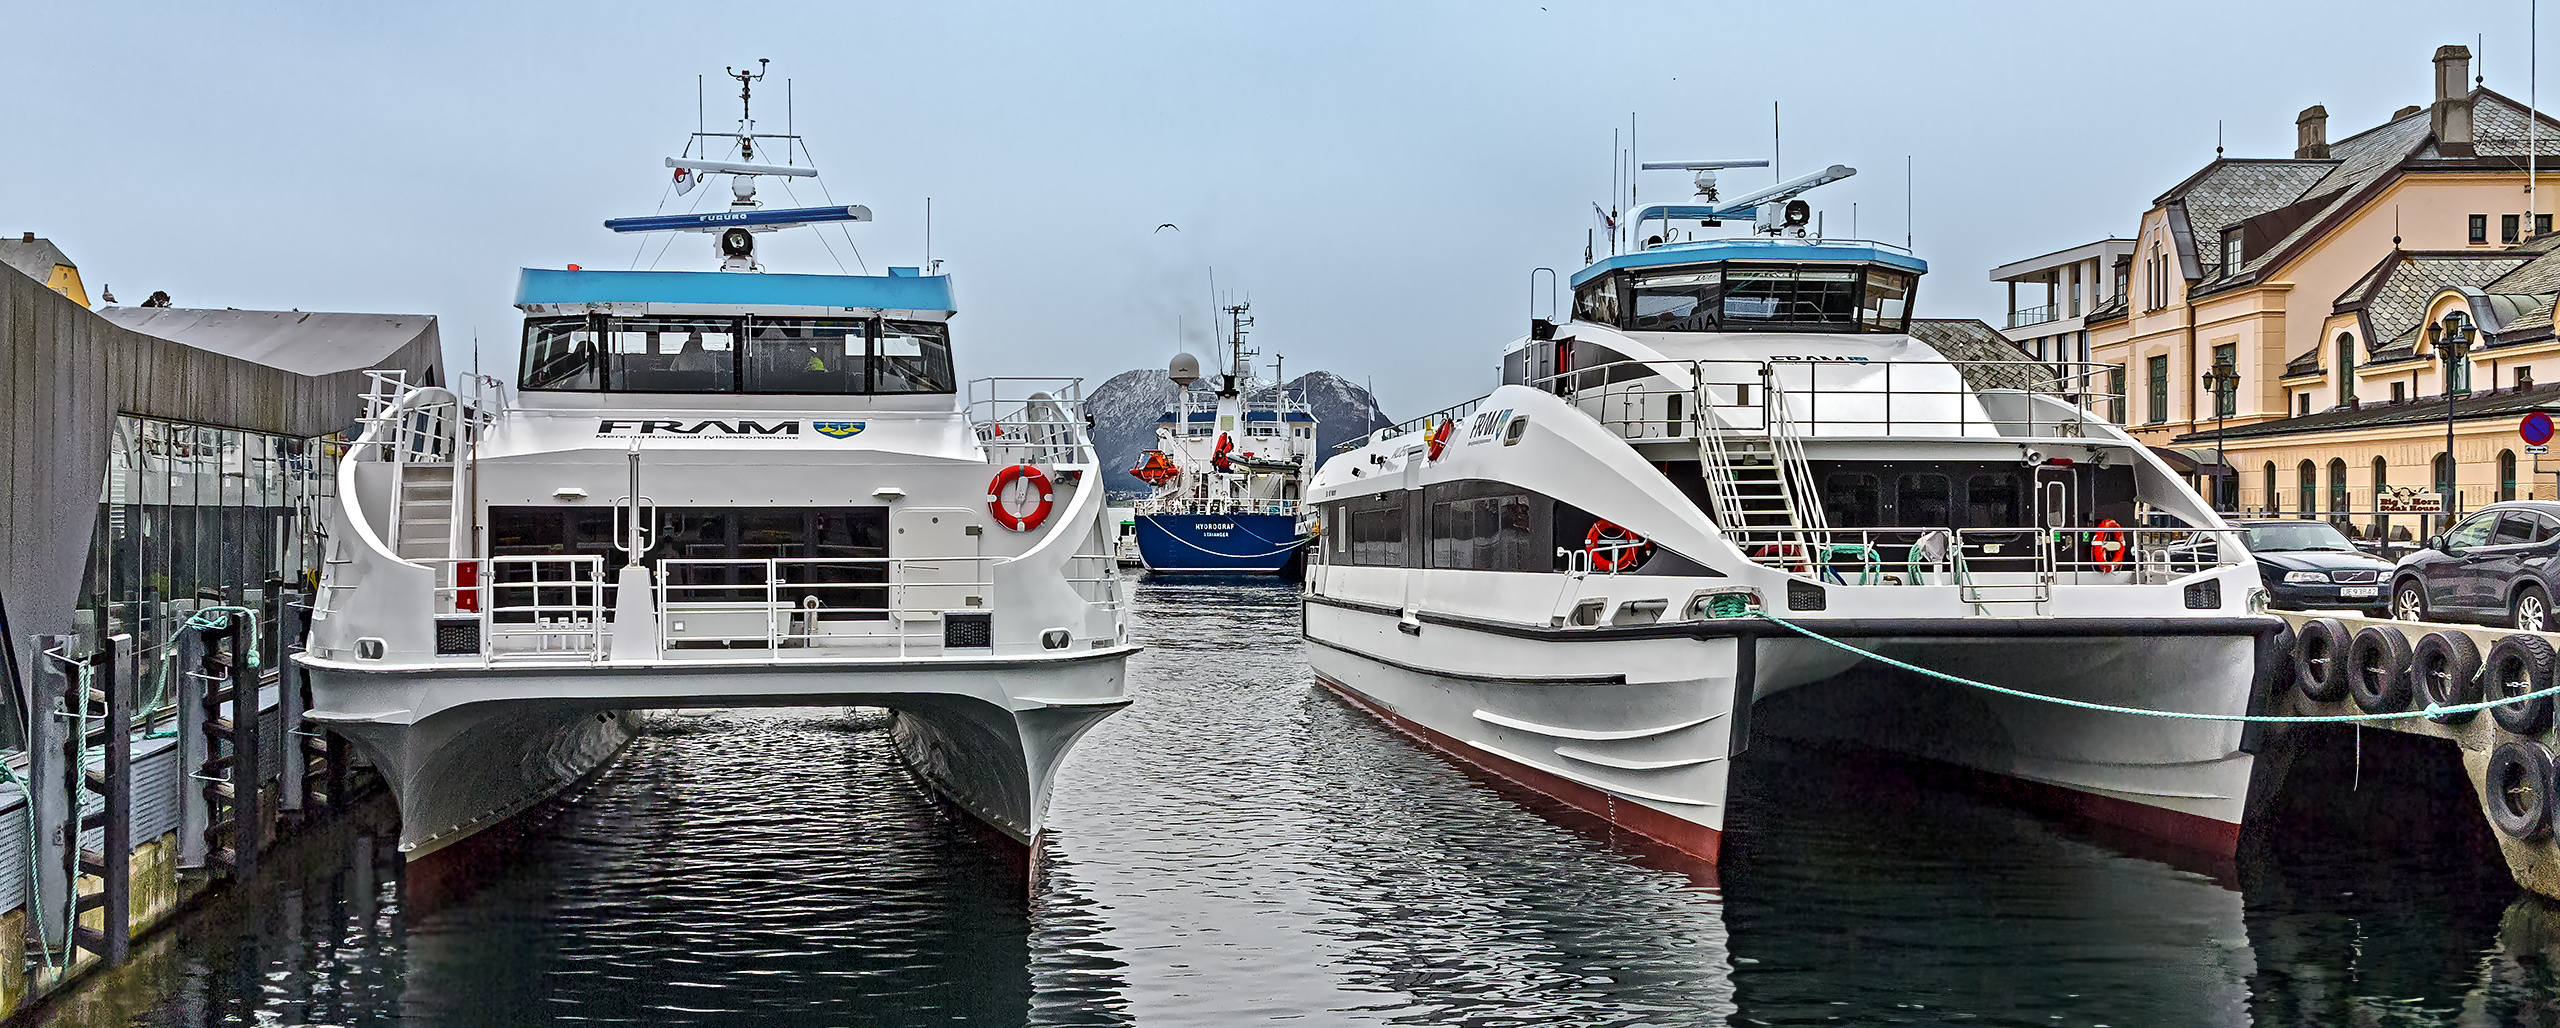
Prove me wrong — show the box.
[518,313,953,395]
[521,316,603,390]
[1581,262,1915,333]
[875,320,957,394]
[1628,268,1724,331]
[610,317,737,393]
[745,318,868,394]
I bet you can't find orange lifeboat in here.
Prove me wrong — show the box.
[1130,450,1181,486]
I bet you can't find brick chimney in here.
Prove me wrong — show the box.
[2434,44,2476,157]
[2296,105,2331,158]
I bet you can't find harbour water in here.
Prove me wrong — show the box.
[62,578,2560,1026]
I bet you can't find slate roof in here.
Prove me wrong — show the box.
[1909,318,2055,392]
[2160,91,2560,303]
[0,237,74,284]
[2358,255,2532,361]
[2173,379,2560,442]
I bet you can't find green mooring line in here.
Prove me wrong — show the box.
[1742,610,2560,724]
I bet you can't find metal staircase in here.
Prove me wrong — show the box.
[394,465,456,560]
[1696,376,1827,563]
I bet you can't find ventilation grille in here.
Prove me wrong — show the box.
[434,616,482,656]
[943,611,993,649]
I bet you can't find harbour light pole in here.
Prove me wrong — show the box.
[2200,357,2240,511]
[2428,312,2480,537]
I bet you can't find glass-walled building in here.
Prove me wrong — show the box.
[64,416,339,731]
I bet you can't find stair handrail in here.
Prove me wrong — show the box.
[1689,368,1756,539]
[1761,371,1829,555]
[336,381,464,573]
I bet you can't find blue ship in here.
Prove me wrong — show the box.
[1128,301,1315,575]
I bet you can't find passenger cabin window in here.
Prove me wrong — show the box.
[1576,261,1916,333]
[518,314,952,395]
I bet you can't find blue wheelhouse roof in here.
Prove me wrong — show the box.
[1570,239,1928,287]
[514,267,956,312]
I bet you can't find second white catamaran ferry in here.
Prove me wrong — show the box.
[1303,158,2284,862]
[297,66,1133,863]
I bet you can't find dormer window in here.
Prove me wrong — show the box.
[2220,229,2243,275]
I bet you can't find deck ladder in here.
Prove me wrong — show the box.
[1695,371,1827,565]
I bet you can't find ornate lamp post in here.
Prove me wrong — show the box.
[2428,312,2480,537]
[2200,357,2241,511]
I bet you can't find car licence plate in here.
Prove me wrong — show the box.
[2339,585,2378,598]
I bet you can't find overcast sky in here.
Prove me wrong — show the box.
[4,1,2549,417]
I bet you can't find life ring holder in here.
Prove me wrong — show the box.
[2090,518,2128,572]
[1752,542,1813,574]
[1585,520,1652,573]
[988,464,1055,532]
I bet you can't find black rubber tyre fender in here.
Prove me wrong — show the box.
[2257,622,2299,698]
[2294,617,2352,703]
[2347,624,2415,714]
[2486,740,2557,840]
[2488,634,2560,735]
[2413,630,2484,724]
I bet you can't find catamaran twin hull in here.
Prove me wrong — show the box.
[304,650,1134,858]
[1305,597,2280,863]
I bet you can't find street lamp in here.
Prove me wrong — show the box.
[2428,312,2481,536]
[2200,357,2241,511]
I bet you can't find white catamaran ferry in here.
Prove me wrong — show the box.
[1302,158,2283,863]
[297,66,1133,862]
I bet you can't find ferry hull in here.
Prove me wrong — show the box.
[1136,512,1302,574]
[303,650,1135,857]
[1304,600,2269,862]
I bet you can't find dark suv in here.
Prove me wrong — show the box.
[2235,518,2395,616]
[2389,501,2560,629]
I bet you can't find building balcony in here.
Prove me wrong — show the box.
[2006,304,2062,329]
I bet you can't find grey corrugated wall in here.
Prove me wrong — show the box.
[0,263,442,690]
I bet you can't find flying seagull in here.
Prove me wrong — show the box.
[1155,223,1180,232]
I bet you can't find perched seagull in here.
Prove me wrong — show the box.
[1155,223,1180,232]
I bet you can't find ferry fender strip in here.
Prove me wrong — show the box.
[1305,636,1626,686]
[1471,707,1721,740]
[1465,740,1718,807]
[1550,745,1722,771]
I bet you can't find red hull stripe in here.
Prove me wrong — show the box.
[1314,672,1725,863]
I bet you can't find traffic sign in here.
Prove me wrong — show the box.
[2524,412,2555,445]
[2535,445,2552,455]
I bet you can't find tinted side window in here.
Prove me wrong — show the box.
[1896,474,1952,528]
[2493,513,2539,546]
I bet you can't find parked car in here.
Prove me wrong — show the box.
[2388,501,2560,629]
[2234,518,2395,617]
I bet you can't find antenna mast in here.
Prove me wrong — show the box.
[727,59,769,160]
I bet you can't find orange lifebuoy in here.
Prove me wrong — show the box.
[1752,542,1813,573]
[1585,520,1653,572]
[988,464,1055,532]
[2090,518,2128,572]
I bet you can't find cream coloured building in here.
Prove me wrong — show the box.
[2071,43,2560,537]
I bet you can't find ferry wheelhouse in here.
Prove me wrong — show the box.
[1302,161,2283,863]
[297,72,1132,862]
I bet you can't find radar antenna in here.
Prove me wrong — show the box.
[1637,159,1769,203]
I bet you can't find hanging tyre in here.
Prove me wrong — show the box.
[2486,741,2556,840]
[2413,630,2484,724]
[2257,622,2298,698]
[2486,634,2559,735]
[2348,625,2415,713]
[2294,617,2352,703]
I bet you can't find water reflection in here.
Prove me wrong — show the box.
[83,577,2560,1027]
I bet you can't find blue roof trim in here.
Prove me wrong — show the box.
[1570,241,1928,287]
[1243,410,1317,421]
[515,268,956,312]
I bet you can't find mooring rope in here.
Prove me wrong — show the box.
[1725,602,2560,724]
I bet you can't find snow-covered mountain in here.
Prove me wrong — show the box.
[1086,369,1395,497]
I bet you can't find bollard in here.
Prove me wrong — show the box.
[25,636,73,956]
[71,635,130,965]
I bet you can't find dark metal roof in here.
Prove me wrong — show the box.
[1908,318,2054,393]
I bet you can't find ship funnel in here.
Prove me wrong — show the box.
[1168,353,1201,387]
